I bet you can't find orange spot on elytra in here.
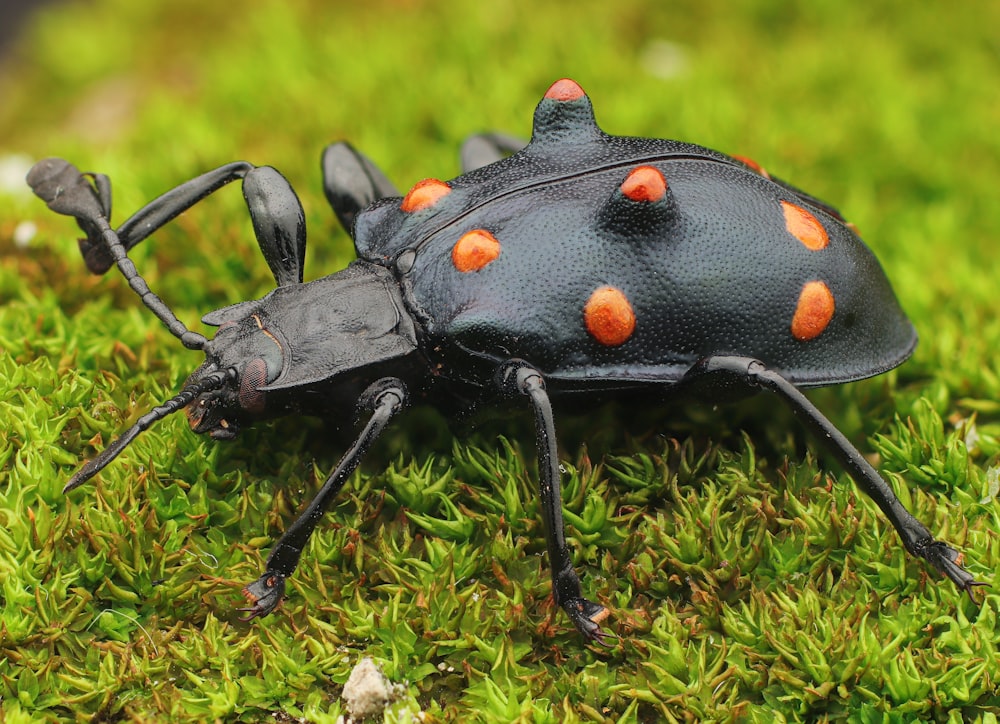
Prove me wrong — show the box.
[621,166,667,202]
[791,280,835,341]
[452,229,501,272]
[584,286,636,346]
[732,155,771,179]
[401,178,451,213]
[782,201,829,251]
[544,78,586,102]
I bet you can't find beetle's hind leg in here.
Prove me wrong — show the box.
[679,355,985,599]
[498,360,614,645]
[460,133,527,172]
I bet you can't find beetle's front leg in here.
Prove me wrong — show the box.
[240,378,408,619]
[498,360,613,644]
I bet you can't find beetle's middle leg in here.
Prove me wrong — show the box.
[240,378,408,619]
[499,360,613,644]
[319,135,528,237]
[321,142,400,235]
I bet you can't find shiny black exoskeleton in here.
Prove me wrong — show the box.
[27,78,981,644]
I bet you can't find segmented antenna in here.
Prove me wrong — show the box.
[26,158,208,350]
[90,212,208,349]
[64,369,233,492]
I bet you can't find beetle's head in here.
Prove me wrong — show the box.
[59,256,418,494]
[183,312,286,440]
[63,309,288,493]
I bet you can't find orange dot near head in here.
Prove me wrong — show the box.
[452,229,501,272]
[401,178,451,213]
[621,165,668,202]
[782,201,829,251]
[732,155,771,179]
[584,286,636,346]
[791,280,835,341]
[544,78,586,102]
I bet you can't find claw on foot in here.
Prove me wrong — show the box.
[563,597,616,646]
[26,158,104,221]
[238,571,286,621]
[918,540,987,602]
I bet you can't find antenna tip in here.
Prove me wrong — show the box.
[64,457,103,493]
[63,469,93,493]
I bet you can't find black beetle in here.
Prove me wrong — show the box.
[28,78,981,643]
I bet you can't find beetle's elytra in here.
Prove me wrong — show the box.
[28,78,982,643]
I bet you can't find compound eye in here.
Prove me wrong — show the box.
[238,357,268,414]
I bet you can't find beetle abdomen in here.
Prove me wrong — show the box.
[412,161,914,386]
[355,79,915,388]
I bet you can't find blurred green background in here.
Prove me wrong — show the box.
[1,0,998,721]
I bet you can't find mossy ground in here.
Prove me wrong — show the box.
[1,1,999,721]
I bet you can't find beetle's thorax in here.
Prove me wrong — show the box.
[185,260,422,438]
[351,82,915,390]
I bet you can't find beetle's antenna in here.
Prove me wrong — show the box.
[64,369,233,493]
[27,158,208,350]
[87,213,209,350]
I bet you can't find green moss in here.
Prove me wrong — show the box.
[1,0,999,720]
